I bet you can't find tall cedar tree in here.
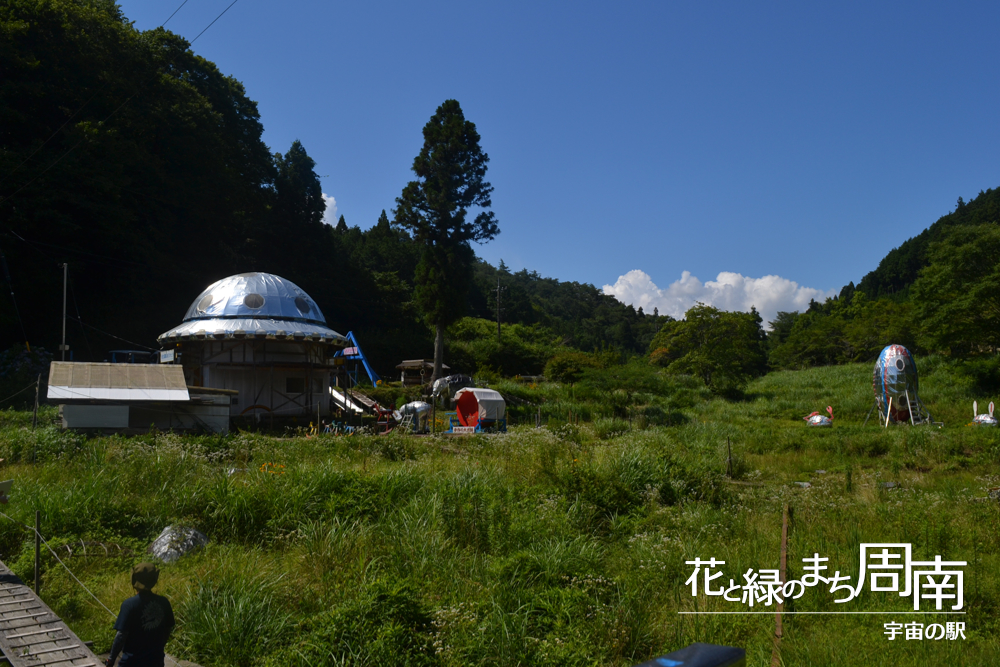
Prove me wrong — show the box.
[394,100,499,381]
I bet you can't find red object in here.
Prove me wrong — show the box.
[456,391,480,427]
[803,406,834,424]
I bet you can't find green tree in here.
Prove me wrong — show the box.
[274,140,325,227]
[857,188,1000,298]
[394,100,499,381]
[767,311,800,352]
[0,0,277,353]
[352,210,420,280]
[768,292,916,369]
[911,223,1000,355]
[649,304,768,396]
[264,140,329,279]
[767,309,849,369]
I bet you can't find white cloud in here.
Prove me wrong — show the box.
[602,269,837,327]
[321,193,338,225]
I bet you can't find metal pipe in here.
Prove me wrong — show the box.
[60,263,67,361]
[863,403,876,427]
[34,511,40,594]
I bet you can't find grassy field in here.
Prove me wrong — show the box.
[0,358,997,666]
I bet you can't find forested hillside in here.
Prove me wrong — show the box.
[768,187,1000,370]
[4,0,1000,408]
[0,0,657,382]
[856,187,1000,298]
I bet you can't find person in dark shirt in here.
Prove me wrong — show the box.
[106,563,175,667]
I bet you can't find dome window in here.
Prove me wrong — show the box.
[244,293,265,309]
[196,294,215,312]
[295,297,312,314]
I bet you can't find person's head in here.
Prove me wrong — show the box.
[131,562,159,593]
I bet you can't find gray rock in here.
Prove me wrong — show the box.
[814,470,827,474]
[794,482,812,488]
[150,525,208,563]
[879,482,898,490]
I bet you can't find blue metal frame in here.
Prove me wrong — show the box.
[333,331,381,386]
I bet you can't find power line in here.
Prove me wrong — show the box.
[0,382,38,406]
[161,0,191,26]
[4,229,149,268]
[69,317,156,352]
[190,0,240,45]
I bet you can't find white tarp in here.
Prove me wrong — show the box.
[454,387,506,421]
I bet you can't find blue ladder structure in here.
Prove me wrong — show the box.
[333,331,381,386]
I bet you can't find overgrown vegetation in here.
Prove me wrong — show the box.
[0,358,998,666]
[0,1,663,378]
[769,188,1000,369]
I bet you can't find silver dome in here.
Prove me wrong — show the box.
[158,273,347,345]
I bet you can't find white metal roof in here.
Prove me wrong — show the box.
[47,362,190,402]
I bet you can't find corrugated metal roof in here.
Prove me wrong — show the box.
[47,362,190,402]
[396,360,450,370]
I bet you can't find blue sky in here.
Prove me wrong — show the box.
[118,0,1000,323]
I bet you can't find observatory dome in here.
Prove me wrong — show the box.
[158,273,347,344]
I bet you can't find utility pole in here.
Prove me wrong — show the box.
[60,263,68,361]
[494,274,506,347]
[32,373,40,431]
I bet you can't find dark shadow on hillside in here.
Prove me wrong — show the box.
[718,389,777,403]
[663,411,690,426]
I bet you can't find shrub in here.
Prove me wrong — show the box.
[544,350,602,384]
[440,473,511,553]
[593,417,631,440]
[264,579,435,667]
[956,355,1000,394]
[446,317,558,376]
[0,425,85,463]
[0,345,51,411]
[176,567,292,667]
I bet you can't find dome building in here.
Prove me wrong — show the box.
[158,273,348,423]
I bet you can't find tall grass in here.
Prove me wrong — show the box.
[0,359,997,665]
[175,553,293,667]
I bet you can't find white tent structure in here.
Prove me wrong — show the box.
[454,387,506,431]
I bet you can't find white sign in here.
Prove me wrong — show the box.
[685,544,967,610]
[159,349,175,363]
